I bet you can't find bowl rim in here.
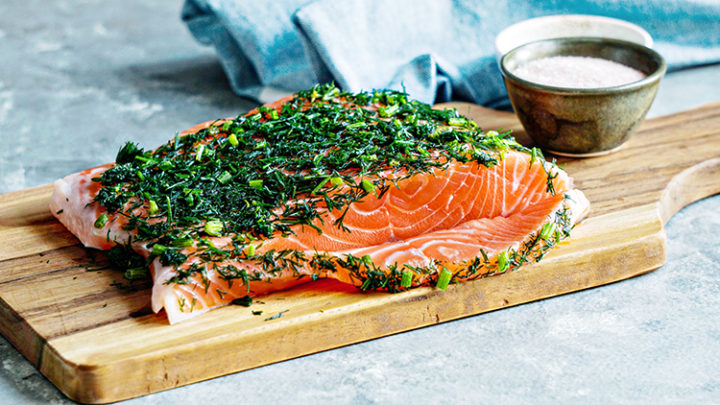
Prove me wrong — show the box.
[494,14,654,56]
[499,37,666,95]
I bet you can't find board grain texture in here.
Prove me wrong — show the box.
[1,101,719,403]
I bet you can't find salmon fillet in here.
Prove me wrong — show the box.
[50,85,589,324]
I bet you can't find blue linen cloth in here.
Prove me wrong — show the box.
[182,0,720,107]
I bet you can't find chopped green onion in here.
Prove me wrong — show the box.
[448,117,466,126]
[436,268,452,290]
[246,244,255,257]
[204,220,224,236]
[124,267,149,281]
[222,121,232,131]
[379,104,399,117]
[269,110,279,120]
[151,244,166,256]
[330,176,344,187]
[172,237,193,247]
[94,214,108,229]
[248,179,263,189]
[539,222,556,240]
[136,170,145,181]
[227,133,239,146]
[497,251,509,273]
[361,254,373,266]
[160,161,173,171]
[254,141,266,149]
[361,179,375,193]
[134,155,155,164]
[400,270,413,288]
[208,126,219,136]
[148,199,159,215]
[195,144,205,161]
[217,171,232,184]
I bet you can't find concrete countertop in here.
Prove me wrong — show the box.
[0,2,719,404]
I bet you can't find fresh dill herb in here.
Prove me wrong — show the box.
[93,83,524,248]
[159,249,187,267]
[107,244,145,271]
[89,83,568,300]
[231,296,253,307]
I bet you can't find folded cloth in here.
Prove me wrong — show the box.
[182,0,720,106]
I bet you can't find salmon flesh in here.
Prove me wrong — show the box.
[50,85,589,324]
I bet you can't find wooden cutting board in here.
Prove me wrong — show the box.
[1,101,719,404]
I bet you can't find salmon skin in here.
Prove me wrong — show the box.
[50,84,589,324]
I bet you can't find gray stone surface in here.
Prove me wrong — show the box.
[0,1,719,404]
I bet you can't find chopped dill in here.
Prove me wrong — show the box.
[231,296,253,307]
[88,83,568,300]
[93,83,523,248]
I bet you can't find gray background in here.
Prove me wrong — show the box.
[1,1,719,404]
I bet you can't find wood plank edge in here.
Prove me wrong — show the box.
[0,296,45,368]
[659,157,720,224]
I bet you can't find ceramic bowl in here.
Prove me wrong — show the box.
[495,14,653,57]
[500,37,666,157]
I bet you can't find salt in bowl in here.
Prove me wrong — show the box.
[500,37,666,157]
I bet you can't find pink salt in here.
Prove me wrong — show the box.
[512,56,646,88]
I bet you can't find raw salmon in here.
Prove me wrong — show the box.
[50,85,589,324]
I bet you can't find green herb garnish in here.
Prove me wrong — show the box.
[89,83,565,296]
[436,268,452,290]
[231,296,253,307]
[94,213,108,229]
[400,270,413,288]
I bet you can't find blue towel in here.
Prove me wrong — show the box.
[182,0,720,106]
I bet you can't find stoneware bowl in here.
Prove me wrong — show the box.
[500,37,666,157]
[495,14,653,57]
